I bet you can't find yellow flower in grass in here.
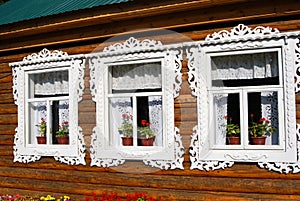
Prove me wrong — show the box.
[40,195,55,201]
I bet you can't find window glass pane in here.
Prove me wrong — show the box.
[54,100,69,145]
[109,62,162,93]
[28,70,69,98]
[28,100,69,145]
[138,95,163,147]
[28,101,48,145]
[213,93,240,145]
[110,97,133,146]
[211,52,279,87]
[248,91,279,145]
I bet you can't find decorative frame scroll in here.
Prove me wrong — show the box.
[10,49,86,165]
[188,24,298,172]
[88,37,184,169]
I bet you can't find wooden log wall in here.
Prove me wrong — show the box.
[1,0,300,200]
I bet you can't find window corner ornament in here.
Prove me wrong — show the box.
[205,24,280,43]
[10,48,86,165]
[88,37,184,169]
[189,126,234,171]
[143,127,185,170]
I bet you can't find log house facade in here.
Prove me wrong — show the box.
[1,0,300,200]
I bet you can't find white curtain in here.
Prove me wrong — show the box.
[34,71,69,95]
[148,96,163,146]
[31,100,69,144]
[213,94,228,145]
[110,98,133,145]
[111,63,161,90]
[261,91,279,145]
[211,52,278,80]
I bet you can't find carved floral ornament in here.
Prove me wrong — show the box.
[88,37,184,170]
[10,49,86,165]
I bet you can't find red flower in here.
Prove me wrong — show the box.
[250,114,254,117]
[224,115,228,119]
[141,119,147,126]
[146,122,151,127]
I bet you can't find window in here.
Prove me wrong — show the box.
[209,49,283,149]
[89,37,184,169]
[188,24,298,172]
[108,62,163,148]
[10,49,86,164]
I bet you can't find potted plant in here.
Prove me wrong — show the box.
[248,114,276,145]
[36,117,46,144]
[138,120,156,146]
[118,113,133,146]
[56,121,69,144]
[224,116,240,145]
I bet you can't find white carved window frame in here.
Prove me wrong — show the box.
[187,24,299,173]
[10,49,86,165]
[88,37,184,169]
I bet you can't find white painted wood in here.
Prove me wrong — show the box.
[188,24,298,172]
[10,49,86,165]
[88,37,184,169]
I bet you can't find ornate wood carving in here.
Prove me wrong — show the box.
[10,49,86,165]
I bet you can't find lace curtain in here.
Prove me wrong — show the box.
[211,52,278,80]
[214,94,228,145]
[111,96,163,146]
[148,96,163,146]
[31,101,69,144]
[111,63,161,90]
[261,92,279,145]
[33,71,69,95]
[214,92,278,145]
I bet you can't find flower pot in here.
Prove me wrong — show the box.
[139,137,155,146]
[36,136,46,144]
[226,136,240,145]
[250,136,267,145]
[57,136,69,144]
[121,137,133,146]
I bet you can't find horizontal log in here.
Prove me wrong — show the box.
[0,145,13,156]
[0,73,12,83]
[0,126,16,135]
[1,165,300,195]
[0,82,13,93]
[0,114,17,124]
[0,93,14,103]
[0,104,17,114]
[175,107,197,122]
[0,63,12,73]
[0,134,14,144]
